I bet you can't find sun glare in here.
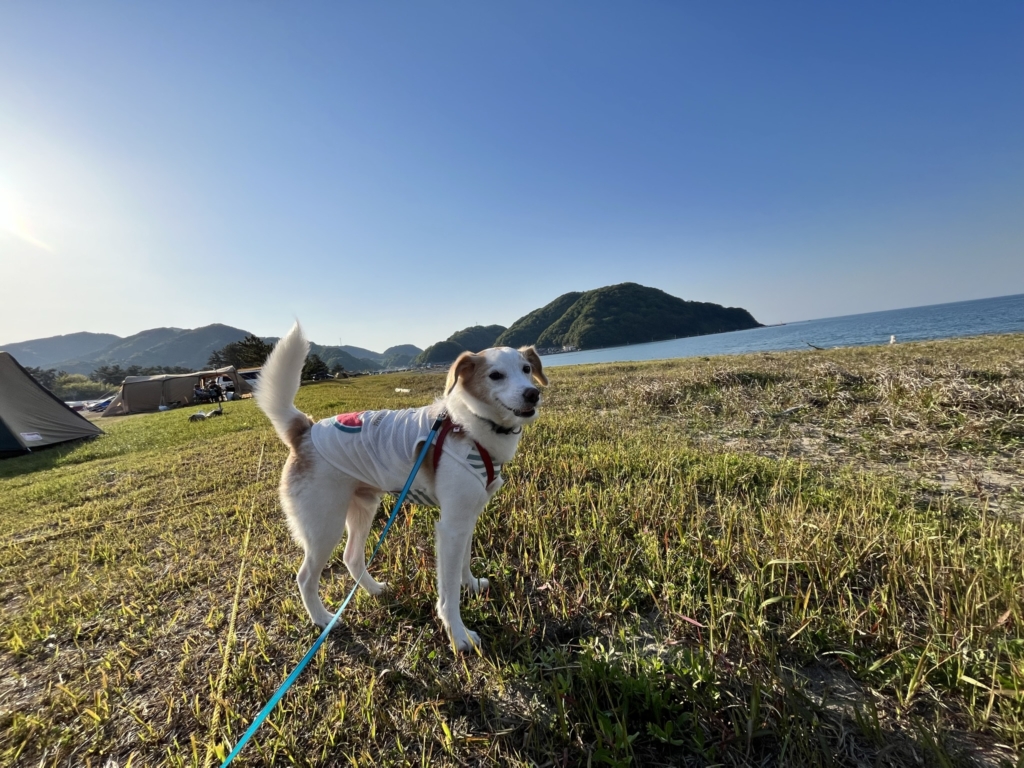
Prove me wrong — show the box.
[0,184,54,253]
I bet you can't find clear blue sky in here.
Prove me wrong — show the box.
[2,2,1022,350]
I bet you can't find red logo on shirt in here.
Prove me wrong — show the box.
[333,412,364,433]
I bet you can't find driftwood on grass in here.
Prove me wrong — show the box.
[774,404,810,418]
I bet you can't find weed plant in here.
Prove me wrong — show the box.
[1,335,1022,766]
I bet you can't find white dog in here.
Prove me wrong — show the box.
[255,323,546,651]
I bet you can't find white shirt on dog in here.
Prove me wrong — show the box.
[309,406,501,506]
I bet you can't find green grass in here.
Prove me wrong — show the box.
[2,335,1023,766]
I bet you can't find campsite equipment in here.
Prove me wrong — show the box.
[219,412,446,767]
[0,352,104,458]
[103,366,249,417]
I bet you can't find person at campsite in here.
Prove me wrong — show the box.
[208,379,223,402]
[194,381,214,404]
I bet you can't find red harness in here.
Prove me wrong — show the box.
[432,417,496,486]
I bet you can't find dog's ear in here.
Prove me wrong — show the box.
[445,352,478,395]
[519,346,548,386]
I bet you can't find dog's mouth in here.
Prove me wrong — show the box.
[505,404,537,418]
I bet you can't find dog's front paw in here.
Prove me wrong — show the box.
[355,571,389,596]
[464,577,489,595]
[311,609,335,628]
[451,627,482,653]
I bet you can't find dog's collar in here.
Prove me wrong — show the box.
[482,417,522,435]
[460,406,522,435]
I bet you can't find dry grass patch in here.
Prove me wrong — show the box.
[1,335,1022,766]
[579,335,1024,514]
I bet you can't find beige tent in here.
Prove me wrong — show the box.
[102,366,249,417]
[0,352,104,457]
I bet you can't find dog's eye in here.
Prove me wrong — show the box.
[523,365,531,374]
[488,371,505,381]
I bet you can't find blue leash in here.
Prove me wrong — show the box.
[219,412,446,767]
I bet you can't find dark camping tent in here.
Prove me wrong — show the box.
[0,352,104,458]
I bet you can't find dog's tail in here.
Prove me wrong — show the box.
[255,322,313,450]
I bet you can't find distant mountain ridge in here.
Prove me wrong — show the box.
[4,326,422,375]
[261,339,424,372]
[337,345,384,362]
[308,344,383,373]
[5,283,758,374]
[0,332,121,368]
[45,325,252,374]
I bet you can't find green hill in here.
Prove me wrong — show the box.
[380,344,422,369]
[448,325,506,352]
[414,325,507,365]
[414,284,759,364]
[494,292,583,348]
[530,283,761,350]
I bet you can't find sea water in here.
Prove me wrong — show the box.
[540,293,1024,368]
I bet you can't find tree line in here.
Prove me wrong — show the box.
[206,334,339,379]
[26,364,193,390]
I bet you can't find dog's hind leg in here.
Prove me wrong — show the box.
[282,463,355,628]
[343,487,388,596]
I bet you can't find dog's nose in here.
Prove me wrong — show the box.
[523,387,540,404]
